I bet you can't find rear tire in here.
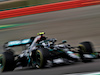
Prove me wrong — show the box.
[79,41,94,53]
[78,41,94,62]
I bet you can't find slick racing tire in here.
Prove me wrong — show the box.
[36,48,50,68]
[79,41,94,54]
[0,51,15,72]
[78,41,94,62]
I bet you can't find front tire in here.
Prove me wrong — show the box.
[0,51,15,72]
[35,48,50,68]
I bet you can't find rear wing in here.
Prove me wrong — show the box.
[4,39,32,48]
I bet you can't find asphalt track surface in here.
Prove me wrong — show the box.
[0,5,100,75]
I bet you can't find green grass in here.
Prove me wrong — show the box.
[0,23,30,29]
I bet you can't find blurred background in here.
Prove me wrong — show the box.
[0,0,100,75]
[0,0,69,11]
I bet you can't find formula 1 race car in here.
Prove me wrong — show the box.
[0,37,99,72]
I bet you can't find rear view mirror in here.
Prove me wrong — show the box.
[62,40,67,43]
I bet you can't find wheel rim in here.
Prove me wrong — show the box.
[36,50,43,68]
[79,44,86,52]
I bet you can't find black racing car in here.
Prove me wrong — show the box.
[0,37,99,72]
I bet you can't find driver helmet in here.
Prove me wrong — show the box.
[37,32,45,36]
